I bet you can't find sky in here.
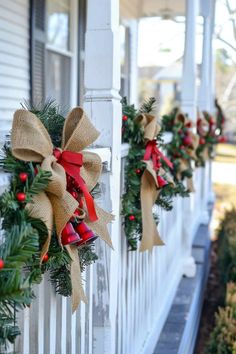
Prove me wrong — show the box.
[138,0,236,68]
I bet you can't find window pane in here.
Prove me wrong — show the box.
[46,50,70,107]
[47,0,70,51]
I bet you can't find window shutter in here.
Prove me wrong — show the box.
[30,0,46,104]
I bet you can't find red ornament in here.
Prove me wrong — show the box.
[75,221,98,246]
[34,167,38,175]
[135,169,141,174]
[183,135,192,146]
[180,145,185,150]
[19,172,28,183]
[199,137,206,145]
[61,223,82,245]
[0,259,4,269]
[16,192,26,202]
[122,115,128,121]
[129,215,135,221]
[42,254,49,262]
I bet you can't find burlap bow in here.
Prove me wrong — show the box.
[11,107,113,312]
[197,111,212,161]
[136,113,174,252]
[174,111,199,192]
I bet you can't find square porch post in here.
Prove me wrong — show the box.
[83,0,122,353]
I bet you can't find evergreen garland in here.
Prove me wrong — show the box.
[0,101,98,350]
[196,111,218,167]
[161,109,194,192]
[121,99,188,251]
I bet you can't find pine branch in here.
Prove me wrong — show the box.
[139,97,156,114]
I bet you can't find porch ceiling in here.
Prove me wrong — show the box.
[120,0,186,19]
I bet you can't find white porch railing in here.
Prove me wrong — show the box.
[11,144,211,354]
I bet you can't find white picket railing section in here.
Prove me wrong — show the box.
[9,143,211,354]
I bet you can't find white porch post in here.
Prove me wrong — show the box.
[129,20,139,106]
[198,1,212,112]
[84,0,121,353]
[181,0,199,277]
[198,0,216,221]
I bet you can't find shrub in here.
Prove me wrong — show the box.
[205,283,236,353]
[218,208,236,284]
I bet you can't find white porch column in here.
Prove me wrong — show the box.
[181,0,198,121]
[198,0,216,112]
[129,19,139,106]
[84,1,121,353]
[198,1,212,112]
[181,0,199,277]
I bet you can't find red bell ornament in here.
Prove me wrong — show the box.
[157,175,167,188]
[75,221,98,246]
[61,222,82,245]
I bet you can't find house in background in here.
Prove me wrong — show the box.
[0,0,216,353]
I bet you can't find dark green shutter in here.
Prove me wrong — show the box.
[30,0,46,105]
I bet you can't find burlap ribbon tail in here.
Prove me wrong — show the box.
[136,113,174,252]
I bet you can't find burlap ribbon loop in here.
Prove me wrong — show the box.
[136,113,172,252]
[11,107,113,312]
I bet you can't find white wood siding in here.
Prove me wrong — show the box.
[0,0,30,143]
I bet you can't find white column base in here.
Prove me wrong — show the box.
[183,256,197,278]
[201,210,209,225]
[208,190,215,203]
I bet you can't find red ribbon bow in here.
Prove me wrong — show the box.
[143,140,173,171]
[53,148,98,222]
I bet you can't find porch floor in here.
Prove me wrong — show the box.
[153,207,212,354]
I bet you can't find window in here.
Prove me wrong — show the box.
[30,0,86,107]
[46,0,74,107]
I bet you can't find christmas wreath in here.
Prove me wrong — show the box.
[196,111,218,166]
[122,98,190,251]
[0,102,113,349]
[162,108,199,192]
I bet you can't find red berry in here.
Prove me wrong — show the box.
[156,162,161,169]
[218,136,227,143]
[135,169,141,174]
[16,192,26,202]
[0,259,4,269]
[183,135,192,146]
[42,254,49,262]
[129,215,135,221]
[199,137,206,145]
[209,117,215,125]
[185,121,192,128]
[19,172,28,183]
[122,115,128,121]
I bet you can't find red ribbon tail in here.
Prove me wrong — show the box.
[159,151,173,169]
[78,177,98,222]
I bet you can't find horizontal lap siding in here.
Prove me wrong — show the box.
[0,0,30,147]
[0,0,30,190]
